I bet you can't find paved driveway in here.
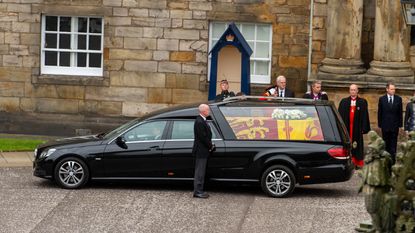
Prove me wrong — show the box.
[0,167,369,233]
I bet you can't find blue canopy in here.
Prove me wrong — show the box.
[208,23,253,100]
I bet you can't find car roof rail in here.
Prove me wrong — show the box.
[221,95,317,103]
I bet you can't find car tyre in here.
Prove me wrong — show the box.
[261,165,296,198]
[54,157,89,189]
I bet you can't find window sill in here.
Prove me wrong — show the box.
[32,74,109,86]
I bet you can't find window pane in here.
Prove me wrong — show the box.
[77,35,86,50]
[45,51,57,66]
[89,53,101,67]
[248,41,254,51]
[255,42,269,58]
[59,34,71,49]
[241,24,255,40]
[89,18,102,33]
[89,35,101,50]
[211,39,218,48]
[124,121,166,142]
[219,106,324,141]
[171,121,194,139]
[45,16,57,31]
[212,23,226,38]
[59,52,70,66]
[60,17,71,32]
[250,62,254,75]
[77,53,87,67]
[45,33,57,48]
[255,61,269,76]
[207,122,220,139]
[78,17,87,33]
[257,25,270,41]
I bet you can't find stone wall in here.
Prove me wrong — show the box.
[0,0,317,135]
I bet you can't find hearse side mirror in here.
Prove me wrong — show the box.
[116,136,128,149]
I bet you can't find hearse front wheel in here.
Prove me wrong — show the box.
[54,157,89,189]
[261,165,296,198]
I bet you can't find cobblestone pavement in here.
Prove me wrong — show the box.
[0,167,369,233]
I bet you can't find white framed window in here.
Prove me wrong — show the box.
[41,15,104,76]
[208,22,273,84]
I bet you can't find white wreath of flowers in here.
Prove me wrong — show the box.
[271,108,307,120]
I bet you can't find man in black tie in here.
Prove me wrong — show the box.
[263,75,295,97]
[378,82,403,163]
[193,104,214,198]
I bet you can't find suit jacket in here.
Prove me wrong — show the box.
[263,86,295,97]
[378,94,403,132]
[192,115,212,158]
[405,102,415,131]
[303,92,328,100]
[283,88,295,98]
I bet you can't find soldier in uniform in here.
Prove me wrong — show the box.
[214,79,235,102]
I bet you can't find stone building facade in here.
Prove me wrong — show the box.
[0,0,413,135]
[314,0,415,128]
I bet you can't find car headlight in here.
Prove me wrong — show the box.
[33,148,38,158]
[39,148,56,159]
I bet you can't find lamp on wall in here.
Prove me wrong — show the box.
[226,34,235,42]
[401,0,415,25]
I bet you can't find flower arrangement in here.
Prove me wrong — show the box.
[271,108,307,120]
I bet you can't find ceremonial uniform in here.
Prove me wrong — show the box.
[338,96,371,167]
[215,90,235,102]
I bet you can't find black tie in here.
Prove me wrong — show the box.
[389,96,393,105]
[280,90,283,97]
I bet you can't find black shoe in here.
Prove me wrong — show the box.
[193,193,209,198]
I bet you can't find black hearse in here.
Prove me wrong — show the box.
[33,96,353,197]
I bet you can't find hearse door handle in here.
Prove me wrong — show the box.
[147,146,160,151]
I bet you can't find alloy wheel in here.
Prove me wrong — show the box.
[265,169,291,196]
[58,160,85,187]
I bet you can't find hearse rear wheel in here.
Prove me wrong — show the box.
[261,165,295,198]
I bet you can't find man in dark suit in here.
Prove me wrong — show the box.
[303,80,328,100]
[378,82,402,163]
[193,104,214,198]
[263,75,295,97]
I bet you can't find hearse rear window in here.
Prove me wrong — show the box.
[219,106,324,141]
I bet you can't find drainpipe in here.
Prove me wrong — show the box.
[307,0,315,92]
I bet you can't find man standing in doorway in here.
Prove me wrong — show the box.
[193,104,214,198]
[338,84,371,168]
[378,82,402,163]
[263,75,295,97]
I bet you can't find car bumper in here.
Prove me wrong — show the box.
[33,160,53,179]
[297,163,354,185]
